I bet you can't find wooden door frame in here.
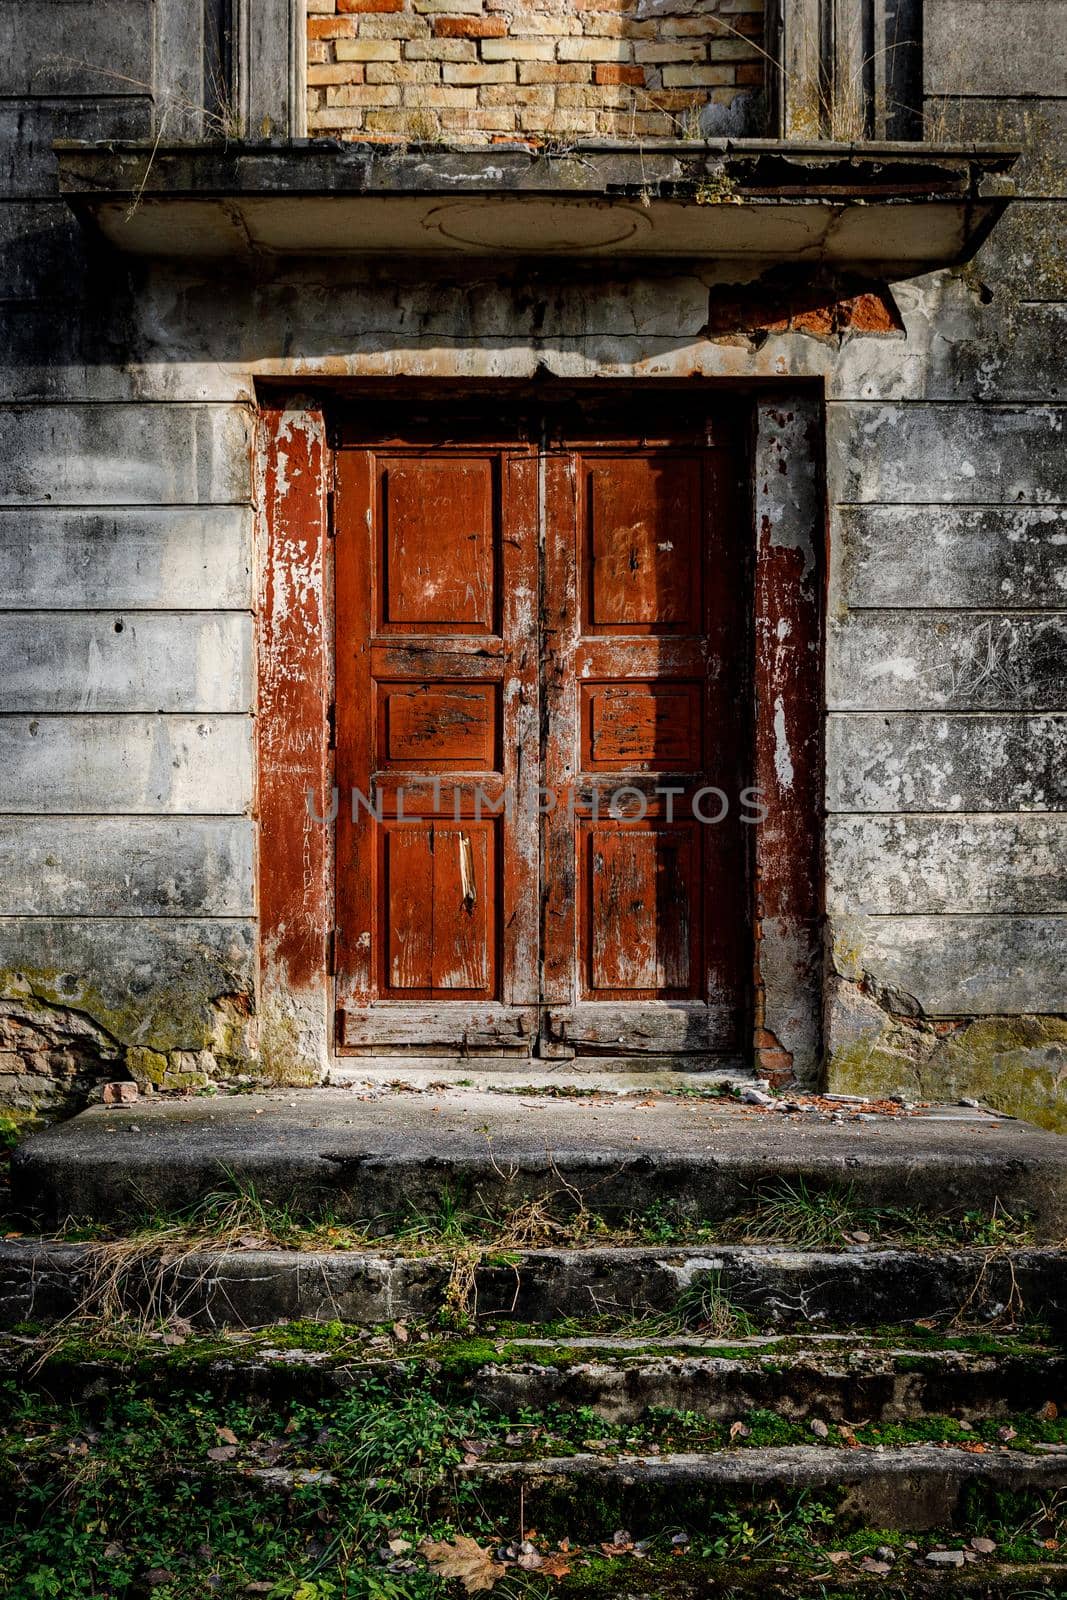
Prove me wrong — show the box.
[256,385,824,1086]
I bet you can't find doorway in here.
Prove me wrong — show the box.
[332,398,751,1061]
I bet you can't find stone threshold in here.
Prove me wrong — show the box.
[10,1084,1067,1235]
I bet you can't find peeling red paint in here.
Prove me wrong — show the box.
[751,400,824,1086]
[256,403,332,1002]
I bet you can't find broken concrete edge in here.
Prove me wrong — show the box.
[1,1241,1063,1331]
[825,976,1067,1134]
[53,138,1020,200]
[10,1326,1063,1432]
[457,1445,1067,1536]
[53,140,1018,275]
[12,1089,1067,1235]
[0,988,259,1118]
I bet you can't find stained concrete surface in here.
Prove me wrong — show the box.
[13,1086,1067,1235]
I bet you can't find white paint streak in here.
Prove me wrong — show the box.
[773,696,794,791]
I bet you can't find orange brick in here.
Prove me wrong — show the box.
[594,63,645,85]
[736,62,764,85]
[433,14,508,35]
[308,16,358,37]
[337,0,405,9]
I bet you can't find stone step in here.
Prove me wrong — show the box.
[4,1409,1064,1595]
[3,1238,1065,1331]
[12,1087,1067,1236]
[546,1569,1067,1598]
[328,1059,749,1089]
[459,1444,1067,1537]
[468,1337,1067,1425]
[12,1326,1063,1426]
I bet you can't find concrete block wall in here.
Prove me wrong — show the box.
[818,0,1067,1128]
[0,0,258,1111]
[306,0,765,142]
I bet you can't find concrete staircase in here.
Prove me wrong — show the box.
[4,1085,1067,1595]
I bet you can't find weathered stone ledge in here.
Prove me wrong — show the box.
[54,138,1017,270]
[1,1241,1063,1331]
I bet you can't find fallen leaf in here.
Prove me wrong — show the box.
[1036,1401,1058,1421]
[539,1554,572,1578]
[393,1322,409,1344]
[216,1426,239,1446]
[811,1419,829,1439]
[729,1421,750,1442]
[388,1538,412,1556]
[1044,1539,1060,1551]
[826,1552,851,1565]
[207,1446,237,1461]
[420,1536,505,1594]
[860,1558,892,1574]
[970,1537,997,1554]
[997,1425,1017,1443]
[518,1553,542,1571]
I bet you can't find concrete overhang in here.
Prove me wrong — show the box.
[55,139,1019,275]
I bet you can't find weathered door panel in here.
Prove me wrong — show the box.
[334,408,748,1059]
[334,441,539,1053]
[541,431,748,1056]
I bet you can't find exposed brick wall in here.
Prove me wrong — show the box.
[307,0,765,144]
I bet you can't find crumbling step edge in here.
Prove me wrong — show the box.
[10,1332,1065,1423]
[458,1444,1067,1534]
[1,1240,1064,1332]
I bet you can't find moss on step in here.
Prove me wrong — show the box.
[2,1356,1066,1600]
[12,1315,1059,1395]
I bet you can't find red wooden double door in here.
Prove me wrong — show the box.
[334,403,749,1059]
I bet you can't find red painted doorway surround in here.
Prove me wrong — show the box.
[256,392,823,1080]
